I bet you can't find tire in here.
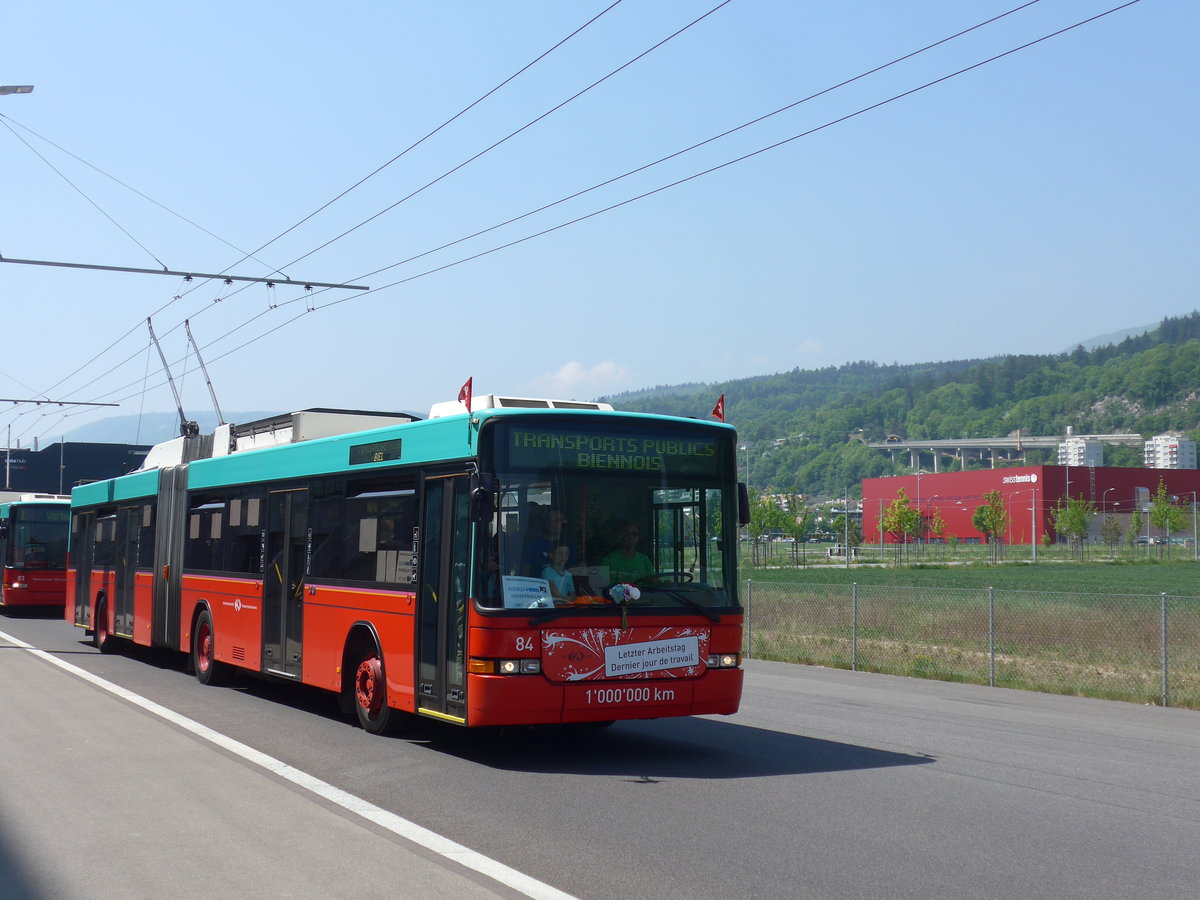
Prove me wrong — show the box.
[353,650,399,735]
[94,599,116,654]
[192,609,227,686]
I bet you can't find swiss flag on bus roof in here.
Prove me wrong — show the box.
[458,377,473,413]
[711,393,725,423]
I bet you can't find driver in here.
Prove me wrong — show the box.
[601,520,654,584]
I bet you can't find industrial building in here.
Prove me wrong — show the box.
[0,441,150,498]
[862,466,1200,546]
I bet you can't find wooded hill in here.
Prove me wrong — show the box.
[602,312,1200,500]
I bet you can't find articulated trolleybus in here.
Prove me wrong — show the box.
[0,494,70,610]
[68,396,746,732]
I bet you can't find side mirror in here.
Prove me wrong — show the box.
[0,523,8,541]
[469,473,497,523]
[737,483,750,527]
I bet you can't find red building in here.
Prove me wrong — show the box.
[862,466,1200,545]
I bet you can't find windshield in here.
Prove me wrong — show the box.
[478,419,739,612]
[8,505,70,570]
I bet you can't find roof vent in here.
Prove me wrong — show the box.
[428,394,613,418]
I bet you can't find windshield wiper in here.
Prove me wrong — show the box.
[529,603,612,625]
[652,586,722,623]
[529,588,722,625]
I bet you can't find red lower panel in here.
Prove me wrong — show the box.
[465,668,742,727]
[0,570,67,608]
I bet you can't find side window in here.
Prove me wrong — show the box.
[344,481,418,585]
[184,495,226,571]
[307,475,418,585]
[93,513,117,568]
[224,488,265,574]
[308,478,345,580]
[137,503,157,569]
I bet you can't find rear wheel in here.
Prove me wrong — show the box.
[94,599,115,654]
[354,651,399,735]
[192,609,228,686]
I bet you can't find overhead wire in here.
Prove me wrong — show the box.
[218,0,631,275]
[69,0,1144,428]
[315,0,1052,293]
[266,0,736,274]
[0,117,168,270]
[132,0,632,316]
[168,0,736,324]
[7,0,636,433]
[0,114,284,275]
[155,0,1106,331]
[23,0,737,432]
[297,1,1153,313]
[22,0,1143,443]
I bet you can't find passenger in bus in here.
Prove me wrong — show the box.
[522,506,574,574]
[540,543,576,603]
[602,521,655,584]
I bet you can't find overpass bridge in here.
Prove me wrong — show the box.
[865,433,1144,472]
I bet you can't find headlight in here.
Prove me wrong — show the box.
[706,653,740,668]
[488,658,542,675]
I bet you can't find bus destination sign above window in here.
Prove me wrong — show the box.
[506,429,719,474]
[349,438,403,466]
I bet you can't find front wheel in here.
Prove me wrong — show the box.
[354,651,400,735]
[192,609,228,686]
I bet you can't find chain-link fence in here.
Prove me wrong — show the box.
[743,581,1200,708]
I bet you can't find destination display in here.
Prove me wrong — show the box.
[21,508,71,524]
[348,438,403,466]
[502,426,723,476]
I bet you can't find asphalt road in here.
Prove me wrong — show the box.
[2,609,1198,899]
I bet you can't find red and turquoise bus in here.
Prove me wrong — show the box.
[0,495,70,610]
[67,397,746,732]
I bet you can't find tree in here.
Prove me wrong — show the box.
[1050,496,1095,561]
[972,504,992,546]
[1149,478,1189,559]
[830,514,863,548]
[1127,506,1144,552]
[781,493,813,563]
[927,507,947,557]
[746,490,769,564]
[928,507,947,543]
[979,489,1008,561]
[747,491,792,565]
[881,488,920,563]
[973,490,1010,562]
[1099,515,1123,554]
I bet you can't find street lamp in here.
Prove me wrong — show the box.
[1192,491,1198,562]
[1103,487,1115,512]
[927,494,940,554]
[1030,486,1037,563]
[1011,488,1038,561]
[915,469,924,551]
[0,85,34,95]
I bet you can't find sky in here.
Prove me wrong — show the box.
[1,0,1196,444]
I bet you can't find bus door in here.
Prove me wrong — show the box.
[416,474,471,723]
[70,512,95,626]
[651,489,704,578]
[112,505,141,636]
[263,488,307,679]
[153,466,187,649]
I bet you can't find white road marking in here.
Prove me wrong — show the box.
[0,629,578,900]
